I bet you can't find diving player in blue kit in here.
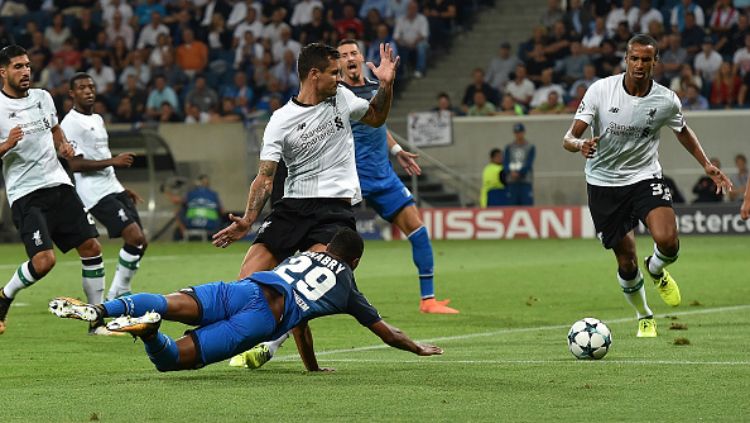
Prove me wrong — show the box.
[49,228,442,372]
[337,39,458,314]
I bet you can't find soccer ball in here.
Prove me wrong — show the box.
[567,317,612,360]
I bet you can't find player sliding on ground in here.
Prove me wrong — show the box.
[49,229,442,371]
[562,34,733,337]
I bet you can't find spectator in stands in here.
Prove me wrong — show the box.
[633,0,663,34]
[485,42,519,93]
[662,33,688,80]
[234,30,264,71]
[670,63,702,98]
[289,0,322,28]
[569,63,598,98]
[211,97,244,123]
[0,0,28,16]
[119,50,151,89]
[177,175,226,241]
[611,21,633,53]
[462,68,500,111]
[544,20,572,62]
[525,43,553,83]
[29,52,47,88]
[728,14,750,57]
[505,64,535,108]
[496,95,525,116]
[504,123,536,206]
[45,14,72,53]
[394,1,430,78]
[43,56,75,94]
[555,39,590,86]
[671,0,705,33]
[103,0,134,27]
[692,158,724,203]
[682,12,705,60]
[729,154,749,201]
[121,74,148,118]
[606,0,637,37]
[389,0,410,23]
[733,34,750,77]
[87,56,116,97]
[564,0,593,38]
[646,19,665,41]
[185,74,220,114]
[565,84,587,113]
[114,97,137,124]
[227,0,263,30]
[272,49,300,96]
[233,6,264,46]
[367,23,398,67]
[13,21,37,50]
[695,36,723,83]
[54,38,83,71]
[519,25,548,63]
[710,0,739,36]
[738,69,750,106]
[530,91,565,114]
[138,11,170,49]
[74,8,101,51]
[359,0,391,20]
[149,33,173,68]
[582,17,606,55]
[272,25,302,62]
[263,8,291,44]
[711,61,742,108]
[480,148,507,207]
[423,0,456,51]
[185,103,211,124]
[299,6,334,45]
[432,92,463,116]
[530,68,564,109]
[107,11,135,50]
[540,0,564,29]
[363,9,386,43]
[335,4,365,40]
[681,83,710,110]
[159,102,182,123]
[466,91,496,116]
[592,40,620,77]
[176,28,209,77]
[222,71,254,111]
[136,0,167,26]
[147,75,180,120]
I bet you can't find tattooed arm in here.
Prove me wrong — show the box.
[212,160,278,248]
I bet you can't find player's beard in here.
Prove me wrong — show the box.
[8,76,30,95]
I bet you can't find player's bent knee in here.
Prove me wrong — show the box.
[78,238,102,257]
[31,251,56,276]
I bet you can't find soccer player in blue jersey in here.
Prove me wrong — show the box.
[49,229,442,372]
[337,39,458,314]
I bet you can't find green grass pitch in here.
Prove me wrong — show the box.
[1,236,749,422]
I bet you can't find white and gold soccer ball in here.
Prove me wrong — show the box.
[567,317,612,360]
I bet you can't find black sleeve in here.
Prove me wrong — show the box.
[346,281,381,327]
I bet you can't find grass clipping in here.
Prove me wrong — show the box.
[673,337,691,345]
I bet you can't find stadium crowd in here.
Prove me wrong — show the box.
[0,0,491,125]
[459,0,750,116]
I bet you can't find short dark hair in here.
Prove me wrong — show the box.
[327,228,364,267]
[0,45,27,67]
[437,91,450,100]
[337,38,359,48]
[298,43,339,81]
[627,33,659,59]
[69,72,93,90]
[490,148,501,158]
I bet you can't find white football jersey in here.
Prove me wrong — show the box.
[574,73,685,187]
[0,89,72,206]
[261,85,370,203]
[60,109,124,209]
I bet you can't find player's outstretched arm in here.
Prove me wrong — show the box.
[360,43,400,128]
[386,130,421,176]
[212,160,277,248]
[292,321,334,372]
[563,120,599,158]
[368,320,443,356]
[50,124,75,158]
[66,152,136,172]
[674,125,733,194]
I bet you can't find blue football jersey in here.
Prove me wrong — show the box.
[249,251,381,335]
[339,80,393,183]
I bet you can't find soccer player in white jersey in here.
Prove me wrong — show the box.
[0,46,112,336]
[61,73,148,302]
[211,42,399,369]
[562,34,733,337]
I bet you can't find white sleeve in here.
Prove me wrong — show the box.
[573,81,600,125]
[666,91,686,131]
[59,117,83,156]
[338,85,370,121]
[42,90,59,127]
[259,115,284,162]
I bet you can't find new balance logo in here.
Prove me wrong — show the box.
[608,107,619,113]
[32,230,42,246]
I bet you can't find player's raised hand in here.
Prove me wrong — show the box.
[704,163,733,195]
[741,197,750,220]
[366,43,400,86]
[415,343,443,356]
[5,126,23,148]
[212,213,251,248]
[580,136,600,159]
[112,152,136,168]
[396,150,421,176]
